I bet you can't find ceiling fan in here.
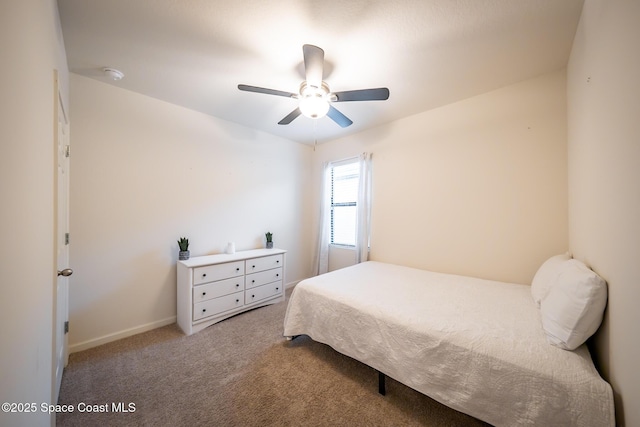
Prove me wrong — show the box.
[238,44,389,128]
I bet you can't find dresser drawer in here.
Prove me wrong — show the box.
[245,281,283,304]
[193,291,243,321]
[246,267,282,289]
[193,276,244,303]
[246,254,283,274]
[193,261,244,285]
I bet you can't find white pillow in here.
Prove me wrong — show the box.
[540,259,607,350]
[531,253,571,307]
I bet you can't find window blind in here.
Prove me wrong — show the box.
[330,159,359,246]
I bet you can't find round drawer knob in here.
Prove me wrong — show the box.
[252,265,256,268]
[236,299,240,303]
[276,260,280,263]
[236,284,240,287]
[276,287,279,291]
[236,267,240,271]
[202,292,206,296]
[202,309,206,313]
[251,294,255,298]
[202,273,207,277]
[276,274,279,277]
[252,280,255,283]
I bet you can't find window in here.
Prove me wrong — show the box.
[330,159,360,246]
[315,153,371,274]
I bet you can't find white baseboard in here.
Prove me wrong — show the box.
[69,316,177,354]
[285,279,301,289]
[69,281,302,354]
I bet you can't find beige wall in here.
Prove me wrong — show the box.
[314,70,569,285]
[567,0,640,424]
[0,1,69,426]
[68,74,313,351]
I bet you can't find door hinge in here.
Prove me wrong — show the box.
[65,145,70,158]
[65,232,70,245]
[64,321,69,334]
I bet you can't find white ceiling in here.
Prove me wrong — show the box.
[57,0,584,145]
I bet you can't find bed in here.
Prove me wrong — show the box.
[283,260,614,426]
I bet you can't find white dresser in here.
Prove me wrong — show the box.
[177,248,286,335]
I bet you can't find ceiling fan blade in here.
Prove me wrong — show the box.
[278,108,302,125]
[332,88,390,102]
[327,106,353,128]
[238,84,297,98]
[303,44,324,88]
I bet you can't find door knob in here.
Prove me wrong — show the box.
[57,268,73,277]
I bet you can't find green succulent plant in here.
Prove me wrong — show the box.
[265,232,273,243]
[177,237,189,251]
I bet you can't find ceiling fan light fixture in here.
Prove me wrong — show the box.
[299,82,330,119]
[299,94,329,119]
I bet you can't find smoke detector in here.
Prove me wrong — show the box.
[103,68,124,81]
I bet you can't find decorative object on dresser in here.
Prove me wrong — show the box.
[177,248,286,335]
[265,231,273,249]
[177,237,190,260]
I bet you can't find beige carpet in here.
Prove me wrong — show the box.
[57,288,489,426]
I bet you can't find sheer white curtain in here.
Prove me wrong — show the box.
[313,161,332,276]
[355,152,372,264]
[313,153,372,276]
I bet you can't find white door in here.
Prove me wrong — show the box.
[54,73,71,403]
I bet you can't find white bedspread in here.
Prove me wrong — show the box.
[283,261,614,426]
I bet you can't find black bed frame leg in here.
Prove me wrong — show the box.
[378,371,386,396]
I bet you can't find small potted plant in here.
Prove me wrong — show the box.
[177,237,190,260]
[265,232,273,249]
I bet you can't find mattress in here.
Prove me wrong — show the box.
[283,261,614,427]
